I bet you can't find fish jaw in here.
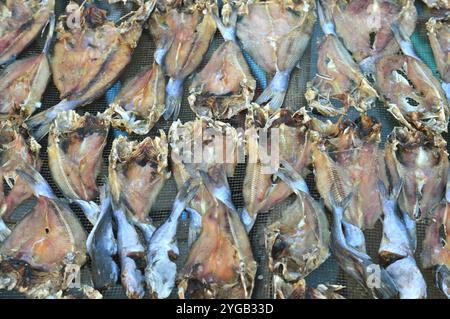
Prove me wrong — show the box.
[48,111,110,204]
[188,40,256,119]
[426,16,450,83]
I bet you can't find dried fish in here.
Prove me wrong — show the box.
[421,0,450,10]
[48,111,110,225]
[26,0,156,140]
[273,278,345,299]
[0,0,54,64]
[188,2,256,119]
[169,118,256,299]
[242,105,314,231]
[306,1,378,116]
[426,15,449,99]
[0,162,91,299]
[109,62,165,135]
[0,11,54,118]
[149,0,217,120]
[266,163,330,298]
[0,120,41,236]
[385,127,449,221]
[236,0,316,109]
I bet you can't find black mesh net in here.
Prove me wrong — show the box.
[0,0,447,299]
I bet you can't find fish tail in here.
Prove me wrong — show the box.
[14,162,55,199]
[240,207,255,233]
[73,200,100,225]
[436,265,450,298]
[0,217,11,242]
[173,181,199,218]
[164,78,184,120]
[275,160,310,195]
[442,82,450,101]
[199,170,236,212]
[329,192,353,220]
[42,12,55,55]
[317,0,336,36]
[154,33,174,66]
[256,70,290,110]
[391,22,421,61]
[212,7,237,42]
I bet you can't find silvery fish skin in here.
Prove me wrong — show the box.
[422,170,450,298]
[312,115,387,230]
[386,256,427,299]
[329,194,399,299]
[426,15,449,99]
[421,0,450,9]
[320,0,417,64]
[0,120,41,232]
[306,1,378,116]
[149,0,217,120]
[0,162,89,299]
[242,105,314,232]
[169,118,256,299]
[236,0,316,110]
[188,3,255,119]
[0,11,54,118]
[385,127,449,221]
[273,278,345,299]
[26,0,156,140]
[265,164,330,297]
[48,111,110,225]
[0,0,54,64]
[109,62,165,135]
[86,185,119,291]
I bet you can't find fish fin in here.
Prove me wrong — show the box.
[14,162,55,199]
[390,178,404,201]
[275,160,310,195]
[436,265,450,298]
[0,218,11,242]
[442,82,450,101]
[317,0,336,36]
[240,207,254,233]
[154,33,174,66]
[256,70,290,110]
[42,12,55,55]
[391,22,421,61]
[164,78,184,120]
[377,180,389,201]
[173,180,199,217]
[199,170,236,212]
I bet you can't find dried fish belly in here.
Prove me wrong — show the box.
[0,0,54,64]
[266,164,330,298]
[306,2,378,116]
[0,12,54,118]
[188,4,255,119]
[48,111,110,225]
[0,162,92,299]
[385,127,448,221]
[27,0,156,140]
[149,0,217,119]
[236,0,316,109]
[427,15,449,99]
[242,106,314,231]
[109,63,165,135]
[169,118,256,299]
[0,120,41,231]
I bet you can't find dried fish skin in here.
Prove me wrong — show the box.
[149,1,217,119]
[236,0,316,110]
[0,120,41,224]
[312,115,387,230]
[273,278,345,299]
[306,34,378,116]
[0,0,54,65]
[242,106,314,231]
[427,16,449,84]
[322,0,417,63]
[109,132,170,225]
[0,163,88,299]
[26,0,156,140]
[385,127,449,221]
[109,62,165,135]
[48,111,110,224]
[421,0,450,9]
[375,54,448,133]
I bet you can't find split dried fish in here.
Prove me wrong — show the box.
[86,185,119,291]
[273,278,345,299]
[0,120,41,238]
[265,163,330,298]
[169,118,257,299]
[0,11,54,118]
[329,194,399,299]
[0,162,92,299]
[312,115,387,231]
[149,0,217,120]
[421,0,450,10]
[385,127,449,222]
[378,180,427,299]
[306,1,378,116]
[109,133,170,298]
[426,15,449,99]
[27,0,156,140]
[48,111,110,225]
[236,0,316,109]
[0,0,54,64]
[188,2,256,119]
[374,22,449,133]
[242,105,314,231]
[109,62,165,135]
[421,171,450,298]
